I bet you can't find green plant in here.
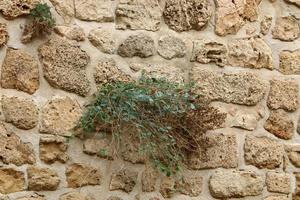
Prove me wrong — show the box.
[30,3,55,27]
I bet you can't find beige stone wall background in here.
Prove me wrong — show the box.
[0,0,300,200]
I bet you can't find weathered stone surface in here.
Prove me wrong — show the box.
[39,97,82,136]
[2,96,38,130]
[1,48,39,94]
[0,23,9,47]
[75,0,114,22]
[54,26,85,41]
[266,172,291,194]
[107,197,122,200]
[279,49,300,75]
[16,194,46,200]
[83,138,113,159]
[231,110,262,131]
[228,37,273,69]
[272,16,300,41]
[191,68,266,105]
[188,133,237,169]
[59,191,93,200]
[40,135,68,164]
[88,28,116,54]
[0,122,35,166]
[39,37,90,96]
[109,169,138,193]
[159,176,175,198]
[0,0,39,19]
[264,195,289,200]
[260,16,273,35]
[293,173,300,199]
[163,0,212,32]
[27,166,60,191]
[191,39,227,67]
[116,0,161,31]
[118,33,155,58]
[0,168,25,194]
[158,35,186,60]
[49,0,74,23]
[122,134,145,164]
[209,170,263,198]
[244,136,284,169]
[66,163,101,188]
[297,116,300,134]
[141,166,158,192]
[286,145,300,167]
[267,79,299,112]
[176,175,203,197]
[264,110,294,140]
[285,0,300,6]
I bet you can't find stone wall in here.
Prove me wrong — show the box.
[0,0,300,200]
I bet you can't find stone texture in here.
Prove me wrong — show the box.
[0,122,35,166]
[209,170,263,198]
[0,168,25,194]
[66,163,101,188]
[228,37,273,69]
[109,169,138,193]
[40,135,68,164]
[141,166,158,192]
[294,173,300,199]
[159,176,175,198]
[1,48,39,94]
[107,197,122,200]
[88,28,116,54]
[116,0,161,31]
[59,191,93,200]
[279,49,300,75]
[157,35,186,60]
[191,39,227,67]
[2,96,38,130]
[118,33,155,58]
[16,194,46,200]
[191,68,266,105]
[231,110,262,131]
[267,79,299,112]
[264,195,289,200]
[285,0,300,6]
[39,97,82,136]
[272,16,300,41]
[39,37,90,96]
[176,175,203,197]
[260,16,273,35]
[0,0,39,19]
[27,166,60,191]
[0,23,9,47]
[163,0,212,32]
[188,133,237,169]
[83,138,113,159]
[286,144,300,167]
[244,136,284,169]
[49,0,74,23]
[266,172,291,194]
[75,0,114,22]
[122,134,145,164]
[54,26,85,41]
[264,110,294,140]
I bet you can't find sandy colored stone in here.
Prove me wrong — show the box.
[0,0,39,19]
[88,28,116,54]
[16,194,46,200]
[59,191,93,200]
[244,136,284,169]
[267,79,299,112]
[158,35,186,60]
[209,169,263,198]
[83,138,113,159]
[285,144,300,167]
[264,110,294,140]
[1,48,39,94]
[163,0,212,32]
[280,49,300,75]
[122,134,145,164]
[294,173,300,199]
[39,37,90,96]
[2,96,38,130]
[228,37,273,69]
[231,110,262,131]
[110,169,138,193]
[264,195,289,200]
[27,166,60,191]
[272,16,300,41]
[40,135,68,164]
[49,0,74,23]
[260,16,273,35]
[66,163,101,188]
[0,23,8,47]
[266,172,291,194]
[159,176,175,198]
[39,96,82,136]
[176,175,203,197]
[54,26,85,41]
[141,166,158,192]
[116,0,161,31]
[191,39,227,67]
[191,68,266,105]
[285,0,300,6]
[107,197,123,200]
[0,168,25,194]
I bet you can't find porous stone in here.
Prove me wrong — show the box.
[116,0,161,31]
[0,122,35,166]
[267,79,299,112]
[260,16,273,35]
[2,96,38,130]
[285,0,300,6]
[109,169,138,193]
[228,37,273,69]
[1,48,39,94]
[75,0,114,22]
[59,191,93,200]
[27,166,60,191]
[279,49,300,75]
[294,173,300,199]
[88,28,116,54]
[122,134,145,164]
[188,133,238,169]
[163,0,212,32]
[272,16,300,41]
[141,166,158,192]
[16,194,46,200]
[49,0,74,23]
[191,68,266,105]
[244,136,284,169]
[118,33,155,58]
[264,110,294,140]
[158,35,186,60]
[39,37,90,96]
[83,138,113,160]
[0,168,25,194]
[54,26,85,41]
[176,175,203,197]
[159,176,175,198]
[264,195,289,200]
[66,163,101,188]
[231,110,262,131]
[191,39,227,67]
[209,169,263,198]
[0,0,39,19]
[266,172,291,194]
[0,23,9,47]
[40,135,68,164]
